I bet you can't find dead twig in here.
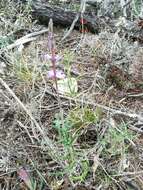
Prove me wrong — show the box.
[0,77,63,166]
[112,170,143,177]
[46,89,143,121]
[62,0,87,40]
[62,13,80,41]
[127,93,143,97]
[5,29,49,50]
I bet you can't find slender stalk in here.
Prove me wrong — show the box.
[48,19,64,131]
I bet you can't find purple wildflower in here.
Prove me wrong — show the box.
[18,168,33,189]
[47,69,66,79]
[42,54,62,63]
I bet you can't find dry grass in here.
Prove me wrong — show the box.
[0,1,143,190]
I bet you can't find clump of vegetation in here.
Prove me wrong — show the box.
[68,106,102,128]
[0,0,32,35]
[52,113,89,183]
[101,122,135,156]
[0,0,143,189]
[12,57,40,83]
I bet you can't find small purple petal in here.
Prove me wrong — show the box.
[47,69,66,79]
[18,168,29,181]
[55,55,62,62]
[41,54,62,63]
[47,70,55,78]
[18,168,32,189]
[56,70,66,79]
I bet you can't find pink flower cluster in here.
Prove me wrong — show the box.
[42,19,66,81]
[42,53,65,79]
[18,168,33,189]
[47,69,65,79]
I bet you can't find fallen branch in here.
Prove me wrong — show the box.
[6,37,36,50]
[46,89,143,121]
[27,0,143,42]
[5,29,49,50]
